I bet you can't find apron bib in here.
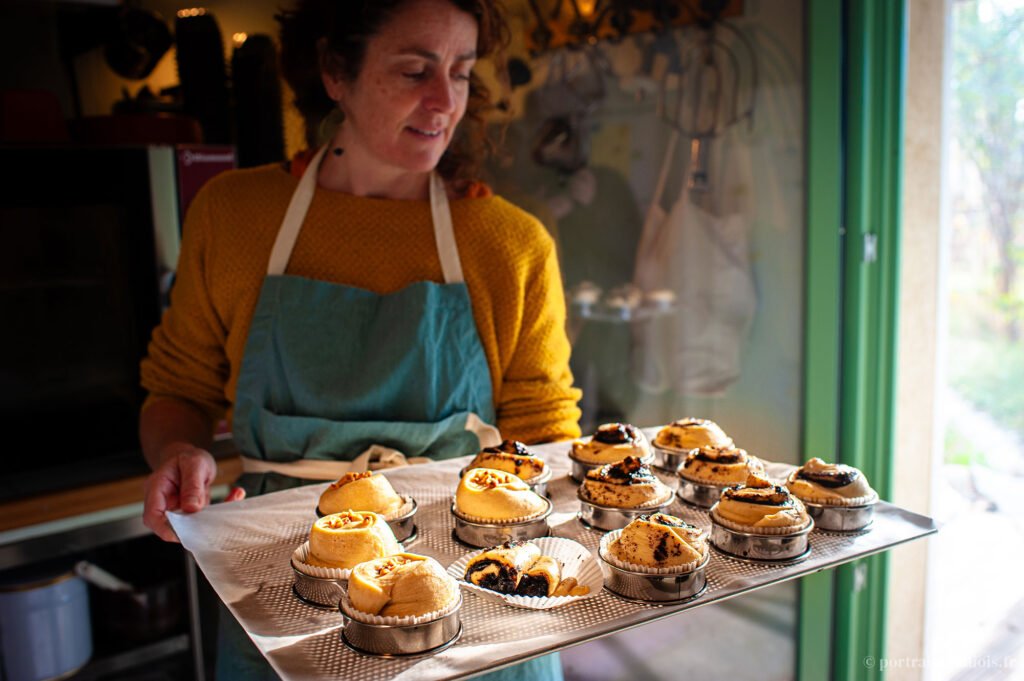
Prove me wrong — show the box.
[231,146,500,491]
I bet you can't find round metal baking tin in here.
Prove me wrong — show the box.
[567,450,655,484]
[291,564,346,610]
[802,498,876,532]
[459,465,553,497]
[339,594,462,658]
[676,478,730,509]
[708,507,814,564]
[651,444,692,473]
[600,545,710,605]
[450,498,553,548]
[576,489,674,532]
[315,496,418,544]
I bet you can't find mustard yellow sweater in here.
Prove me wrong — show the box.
[141,162,582,444]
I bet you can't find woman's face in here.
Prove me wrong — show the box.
[325,0,479,179]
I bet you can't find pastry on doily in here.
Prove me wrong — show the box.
[305,511,401,569]
[463,540,562,597]
[711,472,810,535]
[579,456,673,509]
[571,423,652,464]
[786,458,878,507]
[455,468,548,522]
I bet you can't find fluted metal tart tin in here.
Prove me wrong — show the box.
[459,465,553,497]
[339,594,463,658]
[291,565,346,610]
[708,505,814,564]
[676,478,730,509]
[315,497,418,544]
[651,444,691,473]
[567,450,655,484]
[576,489,674,532]
[600,542,710,605]
[802,498,876,532]
[450,498,553,548]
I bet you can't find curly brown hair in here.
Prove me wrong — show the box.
[277,0,509,186]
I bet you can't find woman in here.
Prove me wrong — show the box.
[140,0,580,678]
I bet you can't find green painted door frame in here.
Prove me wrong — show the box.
[799,1,906,679]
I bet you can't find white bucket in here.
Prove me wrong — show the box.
[0,564,92,681]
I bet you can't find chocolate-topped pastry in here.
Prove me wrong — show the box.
[678,444,765,486]
[607,513,708,570]
[787,458,877,506]
[580,457,673,508]
[571,423,652,464]
[463,541,561,597]
[593,423,641,445]
[486,440,533,456]
[654,418,734,452]
[711,472,810,535]
[467,440,547,484]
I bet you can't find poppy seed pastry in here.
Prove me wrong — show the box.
[348,553,458,618]
[654,418,734,452]
[609,513,708,569]
[786,458,878,506]
[307,511,402,569]
[463,541,562,597]
[580,456,673,508]
[711,472,810,535]
[318,471,405,517]
[467,440,547,483]
[678,445,764,486]
[455,468,548,521]
[571,423,651,464]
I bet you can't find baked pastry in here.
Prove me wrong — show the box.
[571,423,651,464]
[654,417,733,452]
[348,553,458,617]
[306,511,402,569]
[711,472,810,535]
[787,458,878,506]
[464,540,561,597]
[608,513,708,569]
[678,445,764,486]
[318,472,405,517]
[580,456,673,508]
[466,440,547,484]
[455,468,548,521]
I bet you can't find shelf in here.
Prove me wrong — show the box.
[71,634,190,681]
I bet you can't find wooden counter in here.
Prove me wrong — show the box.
[0,455,243,533]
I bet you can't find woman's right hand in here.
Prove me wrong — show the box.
[143,444,243,542]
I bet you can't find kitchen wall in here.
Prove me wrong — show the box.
[7,0,808,464]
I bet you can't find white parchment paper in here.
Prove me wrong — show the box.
[168,430,937,681]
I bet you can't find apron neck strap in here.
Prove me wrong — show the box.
[429,171,463,284]
[266,146,463,284]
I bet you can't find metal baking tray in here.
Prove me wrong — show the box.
[169,437,937,681]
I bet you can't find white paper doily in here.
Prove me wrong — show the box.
[446,537,603,609]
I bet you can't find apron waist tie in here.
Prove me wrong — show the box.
[240,445,432,480]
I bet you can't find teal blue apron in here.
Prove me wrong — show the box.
[217,147,561,681]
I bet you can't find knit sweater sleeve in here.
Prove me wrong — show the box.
[139,183,230,425]
[493,224,582,444]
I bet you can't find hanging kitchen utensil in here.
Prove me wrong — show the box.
[657,12,758,192]
[531,46,610,174]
